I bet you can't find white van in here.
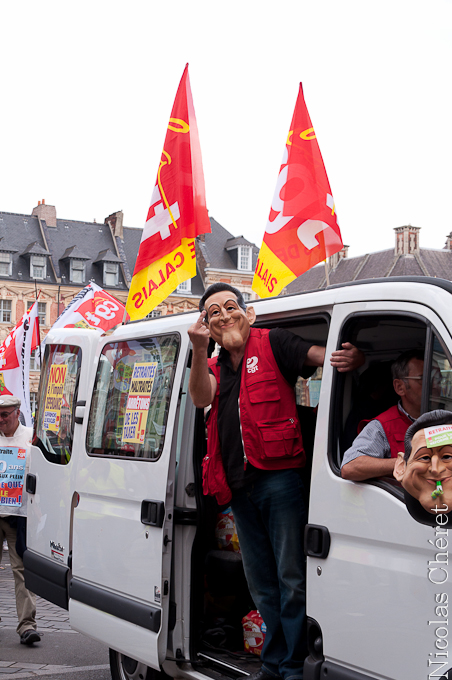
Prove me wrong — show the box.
[24,277,452,680]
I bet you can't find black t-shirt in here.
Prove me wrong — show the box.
[211,328,316,491]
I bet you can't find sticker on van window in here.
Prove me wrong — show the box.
[0,446,26,507]
[122,362,158,444]
[43,364,68,432]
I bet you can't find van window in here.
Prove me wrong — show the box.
[33,344,82,465]
[429,332,452,413]
[86,334,179,460]
[333,314,452,474]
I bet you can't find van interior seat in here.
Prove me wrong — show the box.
[341,360,397,455]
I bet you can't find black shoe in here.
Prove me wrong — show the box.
[20,629,41,646]
[247,670,281,680]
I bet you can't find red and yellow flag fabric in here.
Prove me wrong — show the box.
[252,84,343,298]
[126,65,211,319]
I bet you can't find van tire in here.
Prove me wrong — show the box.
[109,649,155,680]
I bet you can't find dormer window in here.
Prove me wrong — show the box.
[0,253,12,277]
[104,262,119,287]
[238,246,252,271]
[31,255,46,280]
[177,279,191,294]
[70,259,85,284]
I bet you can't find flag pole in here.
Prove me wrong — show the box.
[324,260,330,287]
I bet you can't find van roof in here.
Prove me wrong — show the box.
[124,275,452,326]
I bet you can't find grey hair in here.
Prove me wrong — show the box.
[391,349,424,381]
[404,409,452,461]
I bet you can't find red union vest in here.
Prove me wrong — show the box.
[374,405,413,458]
[202,328,305,505]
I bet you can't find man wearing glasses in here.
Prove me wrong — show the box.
[0,396,41,646]
[341,349,426,481]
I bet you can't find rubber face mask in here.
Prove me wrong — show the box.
[205,292,255,353]
[396,426,452,514]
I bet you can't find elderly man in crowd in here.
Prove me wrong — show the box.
[0,396,41,645]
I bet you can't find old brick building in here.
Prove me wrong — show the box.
[0,201,259,409]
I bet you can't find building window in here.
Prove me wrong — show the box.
[0,300,11,323]
[30,255,46,280]
[27,301,46,326]
[147,310,162,319]
[30,349,40,371]
[0,253,12,277]
[242,291,251,301]
[238,246,252,271]
[30,392,38,418]
[103,263,119,287]
[177,279,191,293]
[70,259,85,284]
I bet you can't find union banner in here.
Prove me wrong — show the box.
[253,83,343,298]
[126,65,211,319]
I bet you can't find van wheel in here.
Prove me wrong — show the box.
[109,649,154,680]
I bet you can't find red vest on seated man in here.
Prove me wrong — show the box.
[358,404,412,458]
[203,327,305,505]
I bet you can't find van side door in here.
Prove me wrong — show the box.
[68,320,191,671]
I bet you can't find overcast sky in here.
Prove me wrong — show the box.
[1,0,451,259]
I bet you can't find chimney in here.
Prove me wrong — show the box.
[328,245,349,270]
[105,210,124,239]
[394,225,420,255]
[32,199,57,227]
[444,232,452,251]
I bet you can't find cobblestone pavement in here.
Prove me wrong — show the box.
[0,546,110,678]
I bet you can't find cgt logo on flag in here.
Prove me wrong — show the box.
[253,84,343,298]
[126,65,211,320]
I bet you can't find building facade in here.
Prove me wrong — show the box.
[0,201,260,409]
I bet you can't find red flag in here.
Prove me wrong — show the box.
[126,64,210,319]
[0,302,39,426]
[253,84,343,297]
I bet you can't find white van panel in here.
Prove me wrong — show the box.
[307,297,452,679]
[70,599,161,668]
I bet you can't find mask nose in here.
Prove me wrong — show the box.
[220,306,231,321]
[430,454,446,476]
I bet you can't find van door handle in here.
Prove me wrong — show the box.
[304,524,331,559]
[26,473,36,495]
[75,400,86,425]
[141,500,165,527]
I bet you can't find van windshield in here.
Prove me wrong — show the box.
[86,334,179,460]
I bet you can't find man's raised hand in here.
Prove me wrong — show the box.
[188,311,211,351]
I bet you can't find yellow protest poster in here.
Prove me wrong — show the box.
[43,364,68,432]
[122,362,158,444]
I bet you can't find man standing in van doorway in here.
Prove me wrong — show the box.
[188,283,364,680]
[341,350,426,481]
[0,396,41,646]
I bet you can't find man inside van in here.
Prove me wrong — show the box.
[394,409,452,515]
[0,396,41,646]
[188,283,364,680]
[341,350,424,481]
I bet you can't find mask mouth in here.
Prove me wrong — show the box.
[403,488,452,526]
